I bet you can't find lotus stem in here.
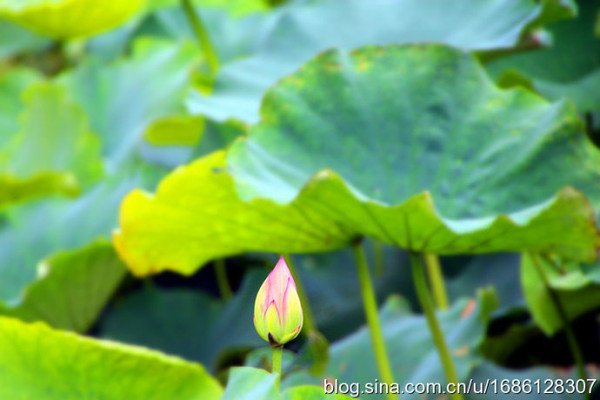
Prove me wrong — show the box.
[283,254,317,334]
[214,259,233,299]
[180,0,220,75]
[424,253,449,310]
[272,345,283,389]
[352,242,398,400]
[410,252,463,400]
[530,254,589,399]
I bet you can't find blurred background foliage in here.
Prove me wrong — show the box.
[0,0,600,399]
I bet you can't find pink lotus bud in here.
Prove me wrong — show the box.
[253,256,303,346]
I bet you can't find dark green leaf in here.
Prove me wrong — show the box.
[227,44,600,260]
[325,291,498,399]
[100,270,266,370]
[188,0,577,123]
[487,0,600,115]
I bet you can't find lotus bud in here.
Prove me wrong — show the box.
[254,256,303,346]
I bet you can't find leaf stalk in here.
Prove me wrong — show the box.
[410,252,463,400]
[424,253,449,310]
[352,242,398,400]
[214,259,233,299]
[180,0,220,75]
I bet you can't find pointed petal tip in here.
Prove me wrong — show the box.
[275,255,289,270]
[271,256,293,282]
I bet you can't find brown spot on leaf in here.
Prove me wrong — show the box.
[460,299,476,319]
[453,345,469,357]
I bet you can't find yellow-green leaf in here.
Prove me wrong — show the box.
[144,115,204,146]
[113,151,355,276]
[0,0,148,39]
[0,316,223,399]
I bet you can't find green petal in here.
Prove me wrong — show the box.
[282,281,303,339]
[253,279,270,342]
[265,301,283,344]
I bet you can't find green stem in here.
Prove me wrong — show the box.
[352,242,398,400]
[284,255,317,334]
[373,240,385,277]
[530,254,589,399]
[180,0,220,75]
[272,345,283,389]
[410,252,463,400]
[214,259,233,300]
[424,253,449,310]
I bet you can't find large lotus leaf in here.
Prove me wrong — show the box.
[0,163,164,306]
[488,0,600,115]
[59,38,197,169]
[521,253,600,335]
[115,45,600,276]
[113,151,355,276]
[0,240,126,332]
[0,0,147,39]
[187,0,577,123]
[223,367,352,400]
[324,291,497,399]
[99,270,265,370]
[0,316,223,399]
[225,44,600,261]
[0,82,103,208]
